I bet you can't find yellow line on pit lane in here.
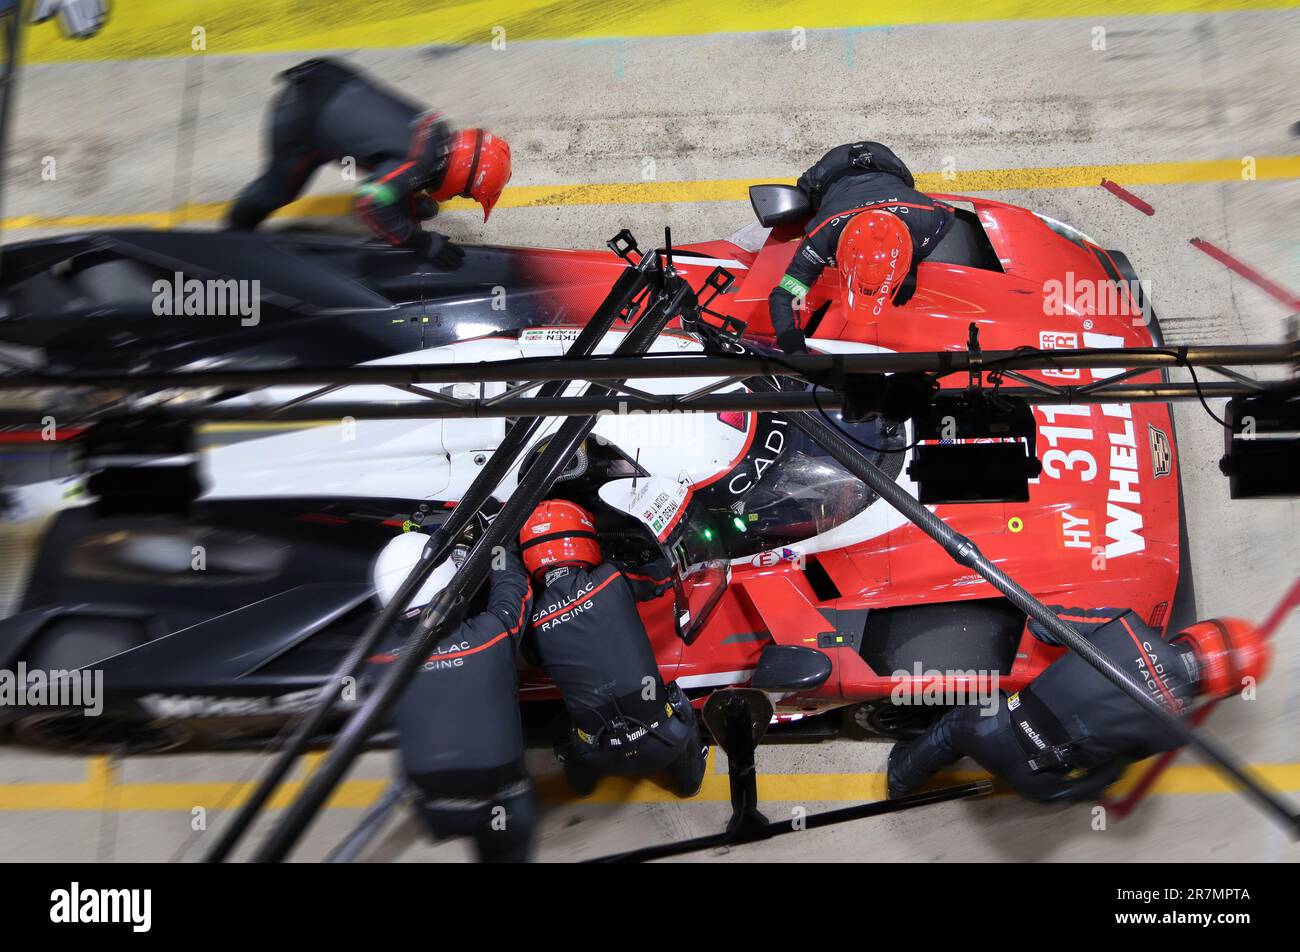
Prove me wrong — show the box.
[24,1,1298,64]
[6,156,1297,234]
[1,756,1298,810]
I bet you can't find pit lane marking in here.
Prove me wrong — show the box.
[6,156,1299,233]
[24,0,1276,65]
[1,756,1298,810]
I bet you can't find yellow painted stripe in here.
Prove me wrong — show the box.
[8,156,1299,235]
[25,1,1300,64]
[1,759,1297,811]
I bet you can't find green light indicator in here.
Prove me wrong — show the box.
[702,528,714,541]
[732,516,747,532]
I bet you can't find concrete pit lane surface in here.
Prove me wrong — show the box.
[0,1,1297,862]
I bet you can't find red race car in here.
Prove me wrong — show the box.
[502,185,1184,737]
[0,187,1183,749]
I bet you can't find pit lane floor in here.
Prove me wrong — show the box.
[0,3,1297,862]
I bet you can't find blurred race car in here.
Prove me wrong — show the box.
[0,187,1188,752]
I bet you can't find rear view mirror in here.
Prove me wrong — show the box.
[749,184,812,228]
[751,644,833,691]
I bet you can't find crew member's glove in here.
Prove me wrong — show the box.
[409,192,438,221]
[1028,605,1128,646]
[777,328,808,355]
[413,230,465,270]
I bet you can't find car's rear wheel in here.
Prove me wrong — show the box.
[9,710,190,755]
[852,701,942,741]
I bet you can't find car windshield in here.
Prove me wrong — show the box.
[688,413,907,559]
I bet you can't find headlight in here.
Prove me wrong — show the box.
[1033,213,1098,249]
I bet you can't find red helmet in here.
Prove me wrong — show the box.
[431,128,512,221]
[519,500,601,577]
[837,210,913,317]
[1174,618,1272,699]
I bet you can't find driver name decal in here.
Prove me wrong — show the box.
[627,477,691,541]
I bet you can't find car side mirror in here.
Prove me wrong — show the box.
[749,184,812,228]
[751,644,832,692]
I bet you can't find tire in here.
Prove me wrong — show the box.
[852,701,942,741]
[9,711,190,755]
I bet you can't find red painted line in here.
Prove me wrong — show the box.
[0,427,85,444]
[1099,179,1155,216]
[1189,238,1300,311]
[294,512,350,525]
[1259,579,1300,640]
[1105,578,1300,819]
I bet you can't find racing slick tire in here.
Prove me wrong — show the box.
[852,701,943,741]
[7,710,191,755]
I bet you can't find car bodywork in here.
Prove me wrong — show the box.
[0,190,1186,752]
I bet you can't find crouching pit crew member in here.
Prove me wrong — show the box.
[770,140,954,354]
[519,500,708,798]
[886,606,1271,802]
[227,57,511,270]
[369,531,535,862]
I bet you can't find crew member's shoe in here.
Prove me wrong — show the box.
[885,742,912,800]
[557,747,599,798]
[668,737,709,798]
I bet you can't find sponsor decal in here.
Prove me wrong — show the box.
[1018,718,1048,750]
[726,417,789,495]
[521,328,582,342]
[1057,507,1096,551]
[1147,424,1171,478]
[751,546,803,568]
[140,689,319,719]
[1035,403,1147,558]
[531,580,598,632]
[1038,330,1082,379]
[778,274,810,297]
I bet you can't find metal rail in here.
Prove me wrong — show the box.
[1,381,1289,428]
[1,342,1295,393]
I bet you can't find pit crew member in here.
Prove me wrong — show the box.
[227,57,511,270]
[770,141,954,354]
[369,532,535,862]
[886,607,1271,802]
[519,499,708,798]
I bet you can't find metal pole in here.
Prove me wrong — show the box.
[2,343,1295,392]
[748,376,1300,838]
[249,269,696,862]
[10,380,1283,429]
[203,257,656,862]
[321,782,406,864]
